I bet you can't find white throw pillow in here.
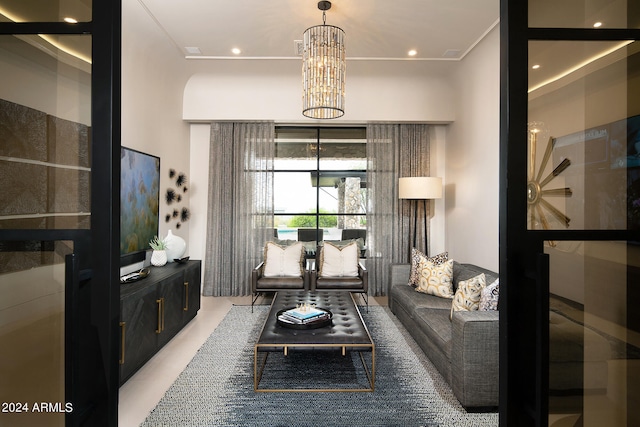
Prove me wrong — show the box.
[319,241,359,277]
[263,241,304,277]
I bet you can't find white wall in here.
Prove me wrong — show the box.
[122,0,193,255]
[183,60,457,123]
[187,124,211,265]
[446,25,500,271]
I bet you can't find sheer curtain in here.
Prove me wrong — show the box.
[366,123,431,295]
[203,122,274,296]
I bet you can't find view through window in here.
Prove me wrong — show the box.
[274,127,366,246]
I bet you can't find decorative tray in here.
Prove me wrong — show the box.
[119,267,151,284]
[276,306,332,330]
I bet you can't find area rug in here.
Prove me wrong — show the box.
[142,305,498,427]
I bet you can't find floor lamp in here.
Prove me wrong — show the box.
[399,177,443,258]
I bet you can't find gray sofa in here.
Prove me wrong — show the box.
[389,262,499,409]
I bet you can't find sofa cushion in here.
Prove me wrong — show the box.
[391,284,454,315]
[318,241,359,277]
[416,258,454,298]
[263,241,304,277]
[409,248,448,287]
[315,276,363,290]
[414,307,453,359]
[256,276,305,290]
[453,262,498,292]
[479,278,499,311]
[451,273,486,319]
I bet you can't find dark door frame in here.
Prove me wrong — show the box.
[0,1,121,425]
[500,1,640,426]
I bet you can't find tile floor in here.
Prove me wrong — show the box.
[117,294,386,426]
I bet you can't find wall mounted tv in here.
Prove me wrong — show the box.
[120,147,160,267]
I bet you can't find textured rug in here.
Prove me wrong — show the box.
[142,305,498,427]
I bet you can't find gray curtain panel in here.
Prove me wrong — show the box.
[366,123,431,296]
[203,122,275,296]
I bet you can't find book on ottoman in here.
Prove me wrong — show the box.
[278,306,330,324]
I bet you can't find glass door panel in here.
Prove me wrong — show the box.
[528,40,640,232]
[529,0,640,29]
[547,241,639,426]
[0,240,73,427]
[0,1,92,23]
[0,32,90,425]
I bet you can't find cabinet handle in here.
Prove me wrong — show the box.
[161,297,165,332]
[156,299,162,333]
[183,281,189,311]
[119,322,126,364]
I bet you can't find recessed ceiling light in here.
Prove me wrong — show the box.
[532,64,541,70]
[593,21,603,28]
[232,48,241,55]
[63,17,78,24]
[408,49,417,57]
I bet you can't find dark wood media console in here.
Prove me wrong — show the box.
[119,260,201,385]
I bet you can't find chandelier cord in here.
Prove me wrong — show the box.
[322,10,327,25]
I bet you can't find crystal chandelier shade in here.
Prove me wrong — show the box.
[302,4,345,119]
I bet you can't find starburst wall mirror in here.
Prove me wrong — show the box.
[527,122,572,246]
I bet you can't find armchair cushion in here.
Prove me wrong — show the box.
[263,241,304,277]
[318,241,359,277]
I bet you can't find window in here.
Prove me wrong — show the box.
[274,127,366,244]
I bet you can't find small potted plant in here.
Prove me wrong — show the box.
[149,236,168,266]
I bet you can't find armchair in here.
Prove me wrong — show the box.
[251,241,309,311]
[251,262,309,311]
[309,242,368,311]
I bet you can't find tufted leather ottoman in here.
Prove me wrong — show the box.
[254,290,375,392]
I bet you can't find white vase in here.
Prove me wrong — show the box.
[151,250,167,266]
[164,230,186,262]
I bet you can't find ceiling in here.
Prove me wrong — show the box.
[139,0,499,61]
[0,0,499,61]
[0,0,635,92]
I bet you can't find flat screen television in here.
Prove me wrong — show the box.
[120,147,160,267]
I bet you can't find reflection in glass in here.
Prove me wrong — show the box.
[547,241,639,426]
[0,240,72,427]
[0,35,91,232]
[0,1,92,23]
[529,0,639,29]
[528,41,640,231]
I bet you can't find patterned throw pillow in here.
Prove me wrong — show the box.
[319,241,359,277]
[408,248,449,287]
[450,273,486,319]
[263,241,304,277]
[479,279,499,311]
[415,258,454,298]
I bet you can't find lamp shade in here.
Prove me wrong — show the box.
[398,177,443,200]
